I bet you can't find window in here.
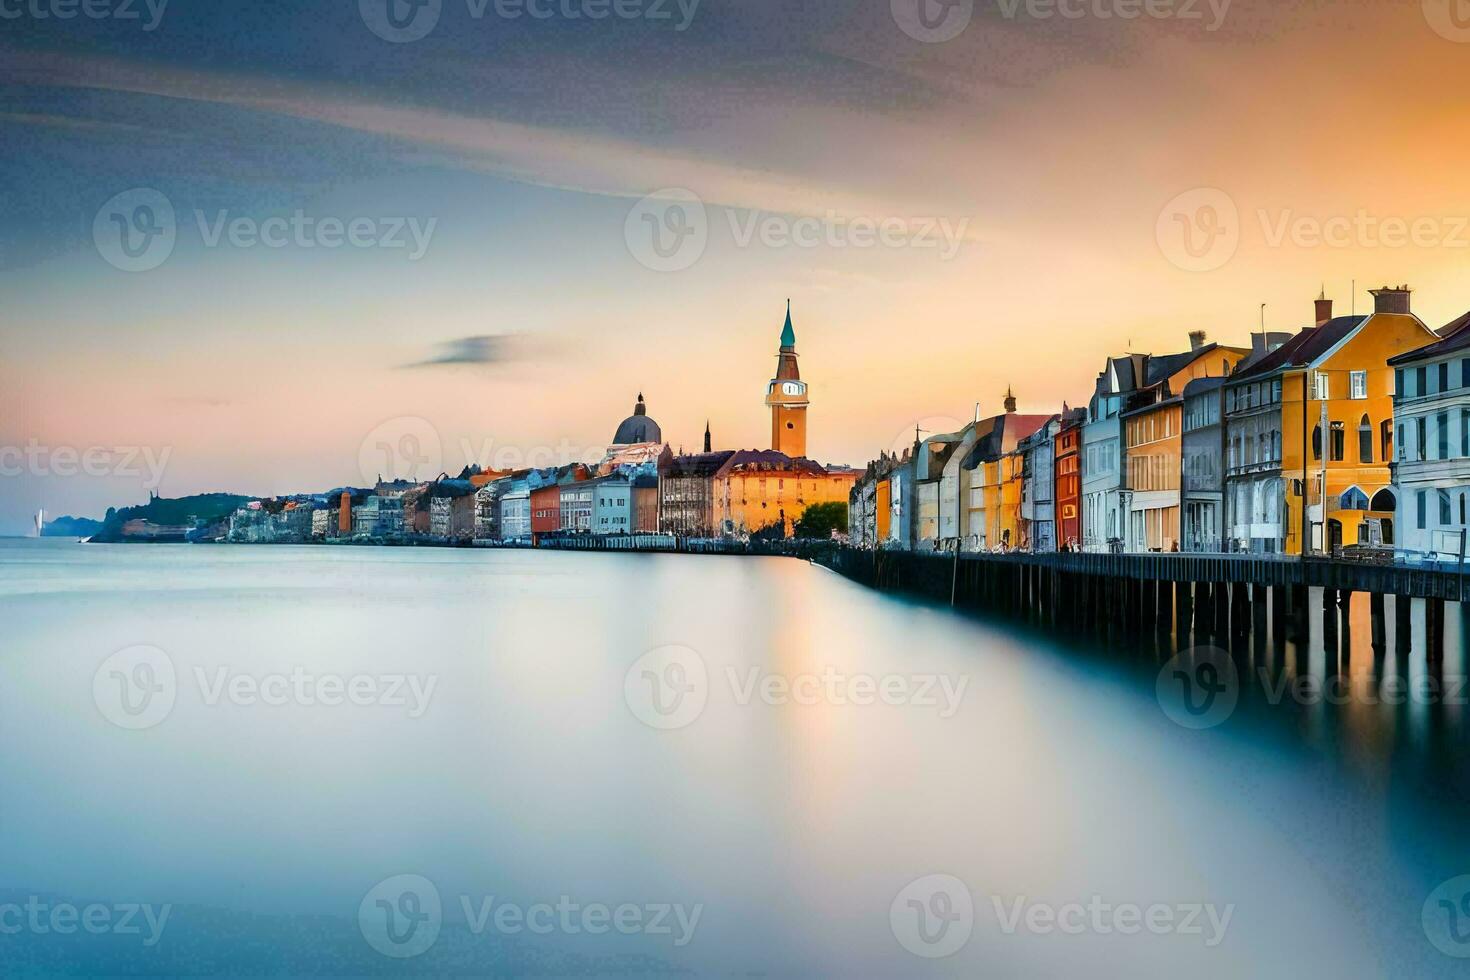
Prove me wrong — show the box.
[1463,358,1470,390]
[1383,420,1394,462]
[1312,424,1322,460]
[1396,423,1405,461]
[1417,417,1427,460]
[1463,408,1470,458]
[1350,370,1367,399]
[1314,371,1330,400]
[1440,412,1451,460]
[1395,368,1405,398]
[1418,490,1427,530]
[1417,366,1428,397]
[1440,362,1451,393]
[1330,422,1345,462]
[1441,490,1453,527]
[1358,415,1373,463]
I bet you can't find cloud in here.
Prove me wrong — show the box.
[401,334,527,369]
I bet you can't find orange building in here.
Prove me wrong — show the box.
[1054,408,1085,549]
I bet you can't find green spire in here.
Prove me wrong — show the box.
[780,299,796,348]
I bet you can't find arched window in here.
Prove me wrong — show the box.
[1358,415,1373,463]
[1381,419,1393,461]
[1340,487,1369,510]
[1312,424,1323,461]
[1440,490,1454,527]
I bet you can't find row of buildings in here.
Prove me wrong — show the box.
[850,285,1470,563]
[228,307,860,545]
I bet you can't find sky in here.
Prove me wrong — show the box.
[5,0,1470,532]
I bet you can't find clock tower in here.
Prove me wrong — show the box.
[765,300,809,458]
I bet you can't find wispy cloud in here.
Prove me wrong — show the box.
[401,334,532,369]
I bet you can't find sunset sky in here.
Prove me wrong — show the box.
[5,0,1470,533]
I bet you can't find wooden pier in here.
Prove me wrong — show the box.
[819,548,1467,660]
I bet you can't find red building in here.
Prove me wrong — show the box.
[530,484,561,544]
[1054,409,1086,550]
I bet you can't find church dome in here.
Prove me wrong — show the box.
[612,393,662,445]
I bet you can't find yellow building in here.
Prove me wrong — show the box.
[1123,339,1248,551]
[1225,287,1438,554]
[957,395,1051,551]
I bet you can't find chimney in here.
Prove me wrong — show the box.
[1188,330,1207,351]
[1370,284,1412,315]
[1315,288,1333,326]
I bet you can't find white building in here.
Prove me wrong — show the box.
[1389,311,1470,562]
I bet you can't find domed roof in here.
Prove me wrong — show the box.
[612,393,662,445]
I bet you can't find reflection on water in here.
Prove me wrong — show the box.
[0,539,1468,977]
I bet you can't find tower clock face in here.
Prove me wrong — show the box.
[782,382,806,397]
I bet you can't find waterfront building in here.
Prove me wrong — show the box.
[590,474,634,534]
[659,451,734,537]
[1181,377,1227,552]
[353,494,404,539]
[913,427,966,550]
[850,451,908,548]
[958,393,1050,551]
[633,474,659,532]
[1121,334,1248,552]
[1224,287,1436,554]
[428,480,477,541]
[849,474,876,548]
[1387,309,1470,561]
[1019,414,1061,552]
[1054,407,1086,550]
[765,302,810,458]
[311,507,333,540]
[498,472,535,543]
[530,483,561,543]
[1081,353,1146,552]
[559,481,596,533]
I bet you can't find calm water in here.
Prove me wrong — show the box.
[1,538,1468,976]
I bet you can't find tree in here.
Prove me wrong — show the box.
[794,502,847,540]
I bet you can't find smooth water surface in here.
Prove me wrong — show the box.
[1,539,1467,976]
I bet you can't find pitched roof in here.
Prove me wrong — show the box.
[662,450,736,478]
[962,414,1052,469]
[1228,315,1367,380]
[1388,310,1470,365]
[718,449,828,477]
